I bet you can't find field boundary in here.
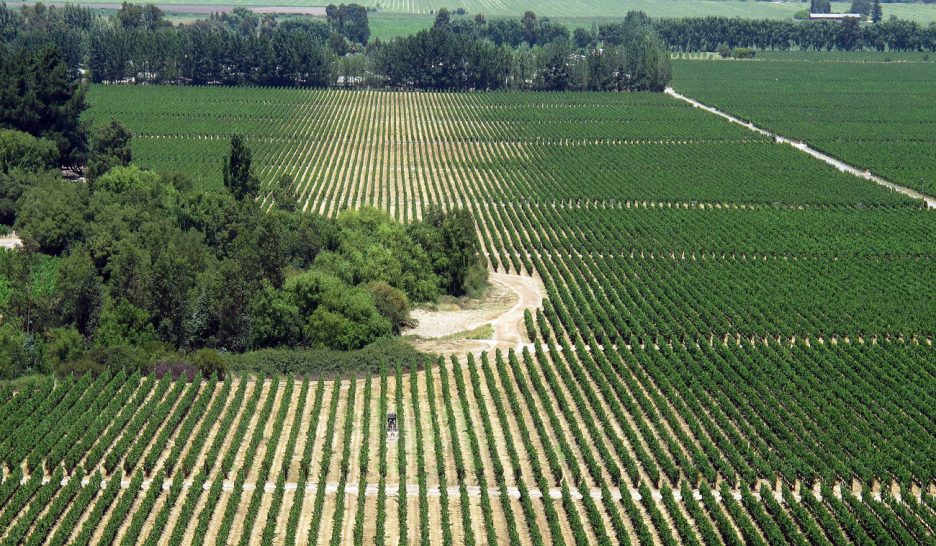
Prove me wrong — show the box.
[665,87,936,209]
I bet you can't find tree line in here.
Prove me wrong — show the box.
[3,1,934,95]
[653,16,936,52]
[1,3,672,91]
[376,10,671,91]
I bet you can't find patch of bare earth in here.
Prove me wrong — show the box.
[405,272,545,357]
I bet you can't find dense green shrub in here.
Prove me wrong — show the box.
[14,178,86,255]
[0,129,59,173]
[224,337,429,377]
[191,348,227,379]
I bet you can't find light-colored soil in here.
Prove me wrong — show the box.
[201,488,232,545]
[245,380,284,483]
[324,382,351,483]
[406,495,420,544]
[291,484,315,545]
[18,359,893,546]
[0,231,23,249]
[286,382,319,482]
[406,277,516,339]
[405,271,546,358]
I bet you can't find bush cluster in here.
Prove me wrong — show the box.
[1,124,481,379]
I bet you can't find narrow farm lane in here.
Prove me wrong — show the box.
[665,87,936,209]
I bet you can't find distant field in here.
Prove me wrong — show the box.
[8,0,936,23]
[749,50,935,62]
[673,50,936,62]
[672,59,936,196]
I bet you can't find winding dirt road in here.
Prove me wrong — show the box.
[485,272,545,347]
[405,271,545,356]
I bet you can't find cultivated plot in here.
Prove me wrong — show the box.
[27,82,934,544]
[673,59,936,196]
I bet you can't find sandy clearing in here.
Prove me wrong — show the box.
[407,271,545,359]
[405,276,515,339]
[0,232,23,250]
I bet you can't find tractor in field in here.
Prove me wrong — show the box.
[387,412,398,440]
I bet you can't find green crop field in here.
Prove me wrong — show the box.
[85,86,914,208]
[4,79,934,545]
[672,59,936,196]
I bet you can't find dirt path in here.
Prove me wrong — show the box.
[405,272,545,356]
[664,87,936,209]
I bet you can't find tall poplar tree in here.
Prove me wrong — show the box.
[222,133,259,201]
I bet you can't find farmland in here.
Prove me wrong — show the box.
[5,79,936,543]
[9,0,936,24]
[86,86,913,208]
[1,343,934,544]
[672,59,936,196]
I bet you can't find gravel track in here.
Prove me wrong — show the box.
[665,87,936,209]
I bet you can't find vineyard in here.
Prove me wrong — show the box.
[672,59,936,197]
[86,86,913,210]
[4,84,933,544]
[1,341,933,544]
